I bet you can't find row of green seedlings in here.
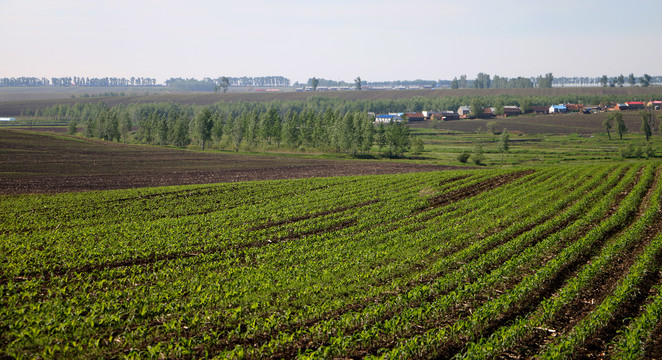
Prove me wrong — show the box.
[459,164,661,358]
[0,174,366,235]
[613,283,662,359]
[540,173,662,358]
[0,170,491,356]
[220,165,623,358]
[0,169,558,358]
[212,168,567,354]
[265,164,630,359]
[378,164,652,359]
[286,165,632,359]
[0,171,437,277]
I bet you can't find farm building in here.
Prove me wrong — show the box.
[440,111,460,121]
[625,101,645,110]
[457,106,471,116]
[549,104,567,114]
[503,106,522,117]
[404,112,426,121]
[530,106,549,114]
[615,103,629,110]
[565,104,584,112]
[648,100,662,110]
[374,114,404,123]
[0,117,15,121]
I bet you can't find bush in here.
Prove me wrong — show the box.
[457,152,470,163]
[645,143,655,158]
[472,143,486,165]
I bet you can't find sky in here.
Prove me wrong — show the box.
[2,0,661,84]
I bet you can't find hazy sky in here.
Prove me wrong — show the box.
[3,0,661,83]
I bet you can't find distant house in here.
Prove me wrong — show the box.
[565,104,584,112]
[457,106,472,116]
[503,106,522,117]
[648,100,662,110]
[405,112,426,121]
[615,103,629,110]
[626,101,645,110]
[0,117,15,121]
[374,114,403,123]
[549,104,567,114]
[440,111,460,121]
[530,106,549,114]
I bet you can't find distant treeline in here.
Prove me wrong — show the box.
[0,77,158,87]
[42,100,412,157]
[300,78,447,88]
[164,76,291,91]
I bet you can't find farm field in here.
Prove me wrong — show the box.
[2,86,662,116]
[0,129,456,194]
[3,163,662,358]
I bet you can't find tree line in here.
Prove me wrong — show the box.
[451,73,554,89]
[0,77,158,87]
[60,102,413,157]
[26,92,662,124]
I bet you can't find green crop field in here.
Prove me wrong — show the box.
[3,163,662,358]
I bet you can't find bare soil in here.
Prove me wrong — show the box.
[0,130,463,194]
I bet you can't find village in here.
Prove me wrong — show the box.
[373,100,662,123]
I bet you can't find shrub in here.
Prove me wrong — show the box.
[457,152,471,163]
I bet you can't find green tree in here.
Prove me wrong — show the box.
[357,112,374,154]
[120,112,132,143]
[459,75,467,88]
[354,76,362,90]
[311,77,319,91]
[172,115,190,147]
[608,111,626,140]
[385,120,411,158]
[67,120,77,135]
[215,76,230,93]
[158,116,169,145]
[230,113,247,152]
[519,97,532,114]
[616,74,625,87]
[376,122,387,154]
[212,113,224,146]
[493,98,505,116]
[193,107,213,150]
[537,73,554,88]
[628,73,636,87]
[472,142,486,165]
[599,75,609,87]
[451,77,459,89]
[498,129,510,163]
[282,110,299,148]
[640,110,652,141]
[640,73,652,87]
[411,137,424,155]
[470,97,484,118]
[474,73,491,88]
[602,117,613,140]
[486,120,497,135]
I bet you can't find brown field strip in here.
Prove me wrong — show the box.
[0,129,462,194]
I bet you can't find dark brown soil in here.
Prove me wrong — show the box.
[0,130,464,194]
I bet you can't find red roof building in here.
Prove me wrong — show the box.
[626,101,645,110]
